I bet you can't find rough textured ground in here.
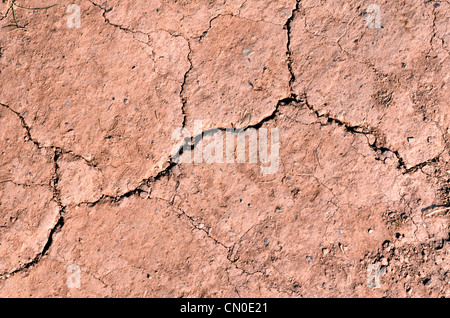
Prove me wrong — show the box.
[0,0,449,297]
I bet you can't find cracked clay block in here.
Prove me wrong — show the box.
[290,0,448,168]
[183,14,291,129]
[0,106,58,274]
[0,2,186,198]
[0,0,450,298]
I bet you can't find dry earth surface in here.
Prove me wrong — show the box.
[0,0,449,297]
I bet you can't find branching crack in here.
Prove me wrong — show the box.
[179,40,193,128]
[298,94,445,174]
[1,0,448,288]
[0,102,98,168]
[0,148,66,280]
[88,0,146,36]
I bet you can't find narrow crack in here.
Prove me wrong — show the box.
[196,14,224,41]
[0,5,10,22]
[0,88,442,281]
[284,0,301,96]
[171,96,296,165]
[0,3,15,27]
[0,102,98,168]
[0,217,64,280]
[171,203,229,250]
[76,160,178,207]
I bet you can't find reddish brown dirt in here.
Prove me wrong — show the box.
[0,0,449,297]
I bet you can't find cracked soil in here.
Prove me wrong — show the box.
[0,0,449,297]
